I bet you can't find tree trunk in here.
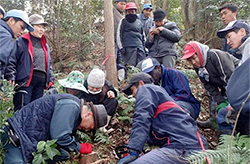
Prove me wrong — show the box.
[104,0,118,87]
[134,0,141,13]
[180,0,217,43]
[162,0,168,16]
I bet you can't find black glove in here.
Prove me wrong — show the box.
[225,107,237,124]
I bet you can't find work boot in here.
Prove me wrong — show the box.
[196,117,216,128]
[197,98,217,128]
[99,115,114,134]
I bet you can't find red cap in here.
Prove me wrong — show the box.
[125,2,137,10]
[181,44,196,60]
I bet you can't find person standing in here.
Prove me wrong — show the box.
[117,2,145,66]
[219,3,241,59]
[5,14,54,111]
[0,9,33,79]
[113,0,127,81]
[146,9,181,68]
[137,3,154,38]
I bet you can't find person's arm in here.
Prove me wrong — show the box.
[4,38,19,83]
[0,32,15,68]
[210,51,235,88]
[127,86,158,153]
[116,18,124,51]
[159,22,181,42]
[50,99,81,152]
[46,44,54,88]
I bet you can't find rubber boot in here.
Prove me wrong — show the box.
[196,99,216,128]
[99,115,114,134]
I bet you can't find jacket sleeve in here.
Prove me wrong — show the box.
[0,31,16,68]
[211,51,235,88]
[50,99,81,152]
[116,18,124,50]
[127,86,158,152]
[202,79,225,104]
[145,27,154,49]
[160,22,181,42]
[4,39,20,81]
[46,44,54,83]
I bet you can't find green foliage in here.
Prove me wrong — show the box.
[32,139,60,164]
[0,79,14,164]
[76,131,92,143]
[94,131,110,145]
[116,92,135,124]
[186,134,250,164]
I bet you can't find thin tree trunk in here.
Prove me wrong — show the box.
[104,0,118,87]
[162,0,168,15]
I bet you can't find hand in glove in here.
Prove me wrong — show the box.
[225,107,237,124]
[118,151,139,164]
[216,100,229,112]
[80,143,93,154]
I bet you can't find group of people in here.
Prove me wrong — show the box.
[0,2,249,164]
[114,0,181,81]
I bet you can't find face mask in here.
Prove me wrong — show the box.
[88,89,102,95]
[125,14,137,23]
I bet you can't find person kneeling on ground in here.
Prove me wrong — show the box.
[81,68,118,133]
[0,93,107,163]
[118,72,208,164]
[141,57,200,120]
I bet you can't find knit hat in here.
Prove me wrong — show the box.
[153,9,166,21]
[141,58,160,73]
[58,70,88,93]
[87,68,106,88]
[29,14,48,26]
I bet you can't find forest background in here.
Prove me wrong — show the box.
[1,0,250,73]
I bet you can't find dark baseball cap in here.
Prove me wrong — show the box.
[217,20,250,38]
[122,72,153,95]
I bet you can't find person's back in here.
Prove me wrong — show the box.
[129,84,206,149]
[7,94,81,162]
[119,72,207,163]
